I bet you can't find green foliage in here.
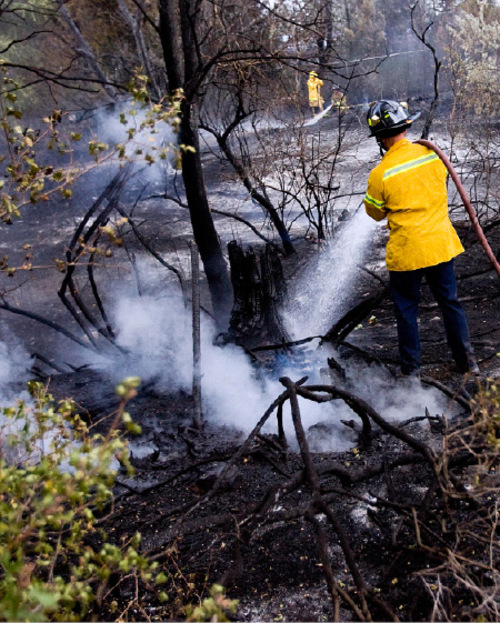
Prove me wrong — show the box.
[0,377,163,622]
[469,374,500,457]
[0,66,85,223]
[119,75,183,166]
[445,0,500,118]
[0,67,181,276]
[0,67,182,223]
[185,584,238,622]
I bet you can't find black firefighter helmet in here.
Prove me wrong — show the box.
[367,100,420,138]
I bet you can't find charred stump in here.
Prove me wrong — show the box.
[228,241,288,346]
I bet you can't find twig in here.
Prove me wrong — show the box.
[420,375,471,411]
[295,383,373,449]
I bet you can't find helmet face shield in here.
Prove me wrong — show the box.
[367,99,420,138]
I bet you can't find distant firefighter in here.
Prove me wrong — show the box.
[307,71,324,116]
[331,88,348,114]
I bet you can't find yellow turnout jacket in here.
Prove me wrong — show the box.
[307,76,324,106]
[364,139,464,271]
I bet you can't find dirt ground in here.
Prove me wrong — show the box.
[1,111,500,621]
[45,216,500,622]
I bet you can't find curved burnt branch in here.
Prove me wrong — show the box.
[58,165,133,349]
[295,383,372,449]
[321,288,390,345]
[61,229,117,347]
[87,248,116,339]
[304,383,435,462]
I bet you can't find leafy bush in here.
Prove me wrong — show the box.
[186,584,238,622]
[0,377,165,622]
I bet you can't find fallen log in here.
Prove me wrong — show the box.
[321,288,390,345]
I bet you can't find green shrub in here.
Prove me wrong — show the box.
[0,377,162,622]
[185,584,238,622]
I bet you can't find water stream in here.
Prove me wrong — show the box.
[283,207,378,341]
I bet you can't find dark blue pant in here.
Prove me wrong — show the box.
[389,259,474,374]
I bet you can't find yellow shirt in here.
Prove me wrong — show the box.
[364,139,464,271]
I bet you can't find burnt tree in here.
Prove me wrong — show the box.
[159,0,233,330]
[228,241,288,345]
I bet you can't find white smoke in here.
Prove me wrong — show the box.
[88,281,456,455]
[337,354,454,423]
[0,330,38,464]
[99,290,298,435]
[79,282,355,451]
[107,292,193,390]
[0,328,33,406]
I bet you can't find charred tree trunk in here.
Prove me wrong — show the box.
[159,0,233,330]
[178,105,233,328]
[411,3,441,140]
[228,242,288,345]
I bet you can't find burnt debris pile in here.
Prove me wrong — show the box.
[90,368,500,622]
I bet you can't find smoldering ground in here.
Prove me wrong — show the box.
[0,108,467,455]
[0,102,499,621]
[0,251,457,461]
[11,261,458,457]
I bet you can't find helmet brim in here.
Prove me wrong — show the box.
[368,111,421,138]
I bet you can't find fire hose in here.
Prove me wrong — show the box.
[415,138,500,278]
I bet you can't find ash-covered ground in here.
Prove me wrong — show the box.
[0,108,499,621]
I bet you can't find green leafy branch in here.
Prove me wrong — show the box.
[0,69,182,223]
[0,377,167,622]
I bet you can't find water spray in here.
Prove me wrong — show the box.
[283,205,377,340]
[415,139,500,279]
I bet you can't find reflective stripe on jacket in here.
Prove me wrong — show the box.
[364,139,464,271]
[307,76,323,106]
[332,90,347,111]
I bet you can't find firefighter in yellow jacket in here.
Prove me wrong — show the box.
[307,71,324,116]
[331,88,348,114]
[364,99,479,377]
